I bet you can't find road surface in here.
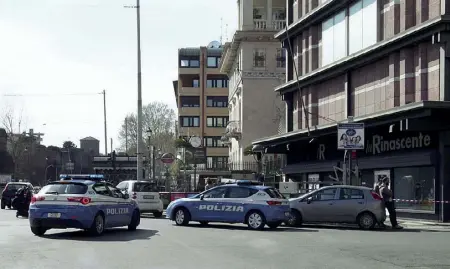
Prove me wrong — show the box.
[0,209,449,269]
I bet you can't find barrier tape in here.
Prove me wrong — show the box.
[393,199,450,204]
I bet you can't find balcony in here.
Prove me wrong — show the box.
[179,87,200,96]
[179,106,200,116]
[180,160,285,173]
[253,19,286,31]
[224,121,241,140]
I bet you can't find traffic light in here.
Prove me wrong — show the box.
[108,151,117,170]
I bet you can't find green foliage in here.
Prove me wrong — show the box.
[63,141,77,149]
[243,145,253,156]
[175,138,192,149]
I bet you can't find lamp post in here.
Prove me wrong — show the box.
[146,128,152,180]
[125,0,143,181]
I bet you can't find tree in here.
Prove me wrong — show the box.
[118,101,177,155]
[0,106,28,172]
[63,141,77,149]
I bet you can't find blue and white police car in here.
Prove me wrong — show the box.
[166,180,290,230]
[29,174,140,236]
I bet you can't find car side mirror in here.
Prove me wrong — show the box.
[200,194,204,200]
[123,193,130,199]
[306,196,313,204]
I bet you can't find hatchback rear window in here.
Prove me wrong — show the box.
[132,182,158,192]
[40,183,88,195]
[6,184,28,192]
[264,188,285,199]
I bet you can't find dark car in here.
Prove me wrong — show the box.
[1,182,33,209]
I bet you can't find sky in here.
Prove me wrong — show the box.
[0,0,237,152]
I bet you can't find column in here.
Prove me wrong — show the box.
[267,0,273,29]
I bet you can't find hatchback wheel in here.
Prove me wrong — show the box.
[357,212,376,230]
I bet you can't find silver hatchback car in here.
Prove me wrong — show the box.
[287,185,386,229]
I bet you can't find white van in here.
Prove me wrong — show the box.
[116,180,164,217]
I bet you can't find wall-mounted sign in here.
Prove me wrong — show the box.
[337,123,365,150]
[365,133,431,155]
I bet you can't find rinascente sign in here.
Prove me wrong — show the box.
[365,132,432,155]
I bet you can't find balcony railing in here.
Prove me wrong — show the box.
[253,19,286,31]
[180,160,285,173]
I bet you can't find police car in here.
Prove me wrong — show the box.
[29,174,140,236]
[166,180,290,230]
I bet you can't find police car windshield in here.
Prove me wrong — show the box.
[132,182,158,192]
[40,182,88,195]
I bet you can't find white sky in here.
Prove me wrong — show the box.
[0,0,237,151]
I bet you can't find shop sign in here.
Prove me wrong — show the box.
[365,132,431,155]
[337,123,365,150]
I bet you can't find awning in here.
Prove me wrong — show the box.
[252,101,450,148]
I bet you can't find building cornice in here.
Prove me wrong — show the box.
[275,16,450,94]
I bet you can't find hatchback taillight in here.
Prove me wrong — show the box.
[30,196,45,204]
[67,197,91,205]
[371,191,382,201]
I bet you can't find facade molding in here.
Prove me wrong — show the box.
[242,71,286,80]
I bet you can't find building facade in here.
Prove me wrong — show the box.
[253,0,450,221]
[173,42,231,184]
[220,0,287,168]
[80,136,100,156]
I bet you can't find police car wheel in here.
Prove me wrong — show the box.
[357,212,376,230]
[89,213,105,236]
[128,210,140,231]
[31,226,47,236]
[0,199,5,209]
[246,211,266,230]
[174,207,190,226]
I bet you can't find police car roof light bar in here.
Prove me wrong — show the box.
[60,174,105,180]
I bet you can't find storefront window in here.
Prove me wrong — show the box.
[393,166,435,212]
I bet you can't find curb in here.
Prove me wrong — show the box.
[397,219,450,228]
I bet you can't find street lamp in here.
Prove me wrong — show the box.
[146,128,152,179]
[125,0,144,181]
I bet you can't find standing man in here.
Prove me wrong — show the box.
[204,178,213,191]
[380,178,403,229]
[374,177,386,228]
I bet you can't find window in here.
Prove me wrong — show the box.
[393,166,435,212]
[203,187,227,198]
[322,11,346,66]
[349,0,377,55]
[40,183,88,195]
[206,116,229,127]
[180,116,200,127]
[207,56,220,68]
[93,183,110,196]
[193,79,200,88]
[206,79,228,88]
[179,57,200,68]
[132,182,158,192]
[203,136,226,147]
[311,188,337,201]
[180,96,200,107]
[253,49,266,67]
[265,188,285,199]
[206,96,228,107]
[227,187,258,198]
[276,48,286,68]
[339,188,364,200]
[207,156,228,169]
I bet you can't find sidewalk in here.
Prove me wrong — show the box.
[396,218,450,230]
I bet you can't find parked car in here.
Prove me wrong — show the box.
[287,185,386,230]
[116,180,164,217]
[1,182,33,209]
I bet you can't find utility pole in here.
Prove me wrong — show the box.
[124,0,143,180]
[110,138,113,153]
[102,89,108,155]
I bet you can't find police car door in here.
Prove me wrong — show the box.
[106,183,133,226]
[92,183,118,228]
[221,187,256,222]
[197,187,228,221]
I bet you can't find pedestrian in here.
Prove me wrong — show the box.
[373,178,386,228]
[205,178,213,191]
[380,178,403,229]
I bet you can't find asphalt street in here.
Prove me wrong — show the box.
[1,209,450,269]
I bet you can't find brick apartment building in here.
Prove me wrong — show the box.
[252,0,450,221]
